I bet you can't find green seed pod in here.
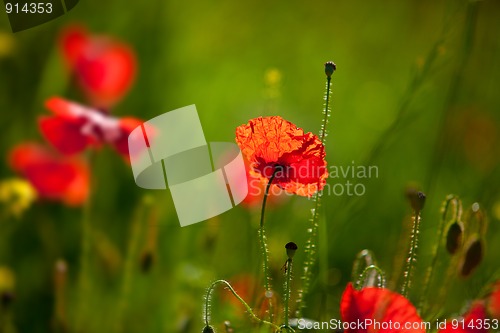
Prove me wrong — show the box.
[446,221,464,255]
[285,242,298,259]
[324,61,337,77]
[459,236,484,278]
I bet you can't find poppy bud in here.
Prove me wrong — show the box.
[285,242,298,259]
[203,325,215,333]
[446,221,464,255]
[405,188,426,213]
[459,236,483,278]
[325,61,337,77]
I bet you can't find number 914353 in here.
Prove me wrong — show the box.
[5,2,53,14]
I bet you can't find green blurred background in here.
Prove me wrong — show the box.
[1,0,500,332]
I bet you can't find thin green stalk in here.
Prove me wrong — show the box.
[259,170,278,322]
[75,152,95,333]
[297,63,334,318]
[284,259,293,328]
[113,197,152,333]
[400,210,422,298]
[419,195,461,315]
[425,0,479,193]
[203,280,280,332]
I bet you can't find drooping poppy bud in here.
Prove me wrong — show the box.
[446,221,464,255]
[459,236,484,278]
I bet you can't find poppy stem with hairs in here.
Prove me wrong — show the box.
[259,167,279,323]
[401,190,426,298]
[203,280,281,332]
[298,61,336,318]
[284,241,297,332]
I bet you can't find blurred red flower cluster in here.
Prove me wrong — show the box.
[8,25,142,206]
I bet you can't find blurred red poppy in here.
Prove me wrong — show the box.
[438,302,488,333]
[235,116,327,197]
[8,143,89,206]
[340,283,425,333]
[39,97,143,158]
[487,282,500,320]
[60,25,136,108]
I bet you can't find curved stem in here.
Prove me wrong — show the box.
[259,169,278,321]
[419,195,460,314]
[356,265,386,290]
[204,280,280,331]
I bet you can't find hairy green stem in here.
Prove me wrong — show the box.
[75,152,95,332]
[356,265,386,290]
[204,280,280,332]
[284,259,293,328]
[259,170,278,322]
[401,210,421,298]
[419,195,460,314]
[298,69,333,318]
[114,197,152,333]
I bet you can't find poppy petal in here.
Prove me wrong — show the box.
[39,115,90,155]
[487,282,500,319]
[340,283,425,333]
[438,302,488,333]
[8,143,89,206]
[112,117,143,157]
[236,116,327,197]
[76,43,136,108]
[59,25,89,67]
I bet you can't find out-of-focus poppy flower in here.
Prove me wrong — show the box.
[438,302,488,333]
[39,97,143,158]
[340,283,425,333]
[8,143,89,206]
[0,178,37,218]
[235,116,327,197]
[487,282,500,319]
[59,25,136,108]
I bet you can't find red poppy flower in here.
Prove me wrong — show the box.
[235,116,328,197]
[60,25,136,108]
[39,97,143,158]
[438,302,488,333]
[8,143,89,206]
[487,281,500,319]
[340,283,425,333]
